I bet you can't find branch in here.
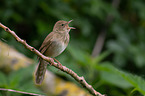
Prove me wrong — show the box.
[0,23,105,96]
[91,0,120,57]
[0,88,44,96]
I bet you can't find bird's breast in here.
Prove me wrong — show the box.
[44,39,69,57]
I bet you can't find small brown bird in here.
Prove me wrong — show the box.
[35,20,75,85]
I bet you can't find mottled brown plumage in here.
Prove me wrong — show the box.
[35,20,75,84]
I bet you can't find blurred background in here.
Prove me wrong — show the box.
[0,0,145,96]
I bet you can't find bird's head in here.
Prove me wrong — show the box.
[53,20,75,32]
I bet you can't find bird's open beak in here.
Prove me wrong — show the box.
[68,20,73,24]
[67,20,75,29]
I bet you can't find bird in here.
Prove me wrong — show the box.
[35,20,75,85]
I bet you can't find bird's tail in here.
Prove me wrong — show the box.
[35,59,47,85]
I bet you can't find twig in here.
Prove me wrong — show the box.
[91,0,120,57]
[0,88,44,96]
[0,23,105,96]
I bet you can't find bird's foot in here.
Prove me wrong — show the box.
[53,58,63,69]
[48,58,54,66]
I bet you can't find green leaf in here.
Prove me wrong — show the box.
[8,65,34,89]
[67,45,88,66]
[17,81,44,95]
[8,69,25,88]
[0,72,8,87]
[96,63,145,95]
[100,70,132,88]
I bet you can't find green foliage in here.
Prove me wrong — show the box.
[96,63,145,95]
[0,65,44,96]
[0,72,8,88]
[0,0,145,95]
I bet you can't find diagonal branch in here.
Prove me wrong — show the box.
[0,88,44,96]
[0,22,105,96]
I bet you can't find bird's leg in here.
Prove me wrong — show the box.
[53,58,63,69]
[49,59,54,66]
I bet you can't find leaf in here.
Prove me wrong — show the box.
[18,81,44,95]
[0,72,8,87]
[67,45,88,66]
[100,70,132,88]
[96,63,145,95]
[8,65,34,89]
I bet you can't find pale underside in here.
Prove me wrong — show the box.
[44,40,67,57]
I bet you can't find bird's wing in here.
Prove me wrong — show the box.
[39,32,54,54]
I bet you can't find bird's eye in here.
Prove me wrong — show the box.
[61,24,64,26]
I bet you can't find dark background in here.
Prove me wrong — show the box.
[0,0,145,96]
